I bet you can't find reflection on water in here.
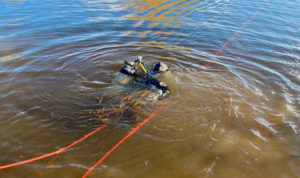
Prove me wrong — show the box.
[121,0,228,50]
[124,0,212,28]
[8,18,21,22]
[2,54,20,62]
[0,0,300,177]
[131,41,188,51]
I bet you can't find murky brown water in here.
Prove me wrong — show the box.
[0,0,300,177]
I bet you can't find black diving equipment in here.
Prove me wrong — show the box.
[120,56,169,98]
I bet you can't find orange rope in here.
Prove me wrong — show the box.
[204,1,268,66]
[0,125,106,170]
[82,100,167,178]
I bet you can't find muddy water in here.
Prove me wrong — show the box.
[0,0,300,177]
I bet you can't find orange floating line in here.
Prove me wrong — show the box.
[82,100,167,178]
[204,1,269,67]
[0,125,107,170]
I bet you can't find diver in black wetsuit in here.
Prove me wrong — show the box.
[119,56,170,98]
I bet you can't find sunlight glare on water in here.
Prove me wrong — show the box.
[0,0,300,177]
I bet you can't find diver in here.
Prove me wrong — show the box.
[118,56,170,99]
[92,56,171,124]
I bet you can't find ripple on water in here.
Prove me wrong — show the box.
[0,0,300,177]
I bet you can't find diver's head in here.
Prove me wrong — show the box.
[153,62,169,73]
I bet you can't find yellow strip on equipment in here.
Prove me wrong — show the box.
[139,62,148,74]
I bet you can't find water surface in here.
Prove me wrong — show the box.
[0,0,300,177]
